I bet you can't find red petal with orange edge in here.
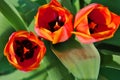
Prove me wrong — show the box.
[74,3,100,28]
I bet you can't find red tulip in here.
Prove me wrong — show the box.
[73,3,120,43]
[4,31,46,71]
[35,0,73,44]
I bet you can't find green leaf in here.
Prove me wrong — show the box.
[12,0,39,25]
[98,75,109,80]
[0,0,27,30]
[0,12,15,59]
[12,0,47,27]
[96,43,120,55]
[44,40,74,80]
[95,27,120,70]
[33,0,47,5]
[19,57,50,80]
[111,55,120,70]
[100,52,120,70]
[72,0,80,13]
[95,27,120,55]
[0,56,16,75]
[51,36,100,79]
[46,0,50,3]
[84,0,91,4]
[107,55,120,70]
[29,19,36,33]
[99,67,120,80]
[61,0,76,15]
[95,27,120,47]
[0,12,15,76]
[0,55,48,80]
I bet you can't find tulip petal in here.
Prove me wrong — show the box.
[73,3,120,43]
[4,31,46,71]
[88,7,111,25]
[35,0,73,44]
[49,0,62,7]
[35,27,53,41]
[74,3,100,28]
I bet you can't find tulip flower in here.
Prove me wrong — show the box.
[4,31,46,71]
[73,3,120,43]
[35,0,73,44]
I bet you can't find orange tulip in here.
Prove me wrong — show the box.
[73,3,120,43]
[4,31,46,71]
[35,0,73,44]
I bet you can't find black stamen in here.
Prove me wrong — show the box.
[15,47,24,57]
[88,17,97,34]
[22,39,32,49]
[89,28,94,34]
[58,21,64,26]
[48,20,56,32]
[24,50,34,59]
[57,16,64,26]
[20,57,24,62]
[48,16,64,32]
[14,39,38,62]
[14,40,24,58]
[88,18,92,23]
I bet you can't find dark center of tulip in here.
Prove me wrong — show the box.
[88,18,98,34]
[48,16,64,32]
[13,38,38,62]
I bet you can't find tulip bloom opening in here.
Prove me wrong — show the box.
[73,3,120,43]
[4,31,46,71]
[35,0,73,44]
